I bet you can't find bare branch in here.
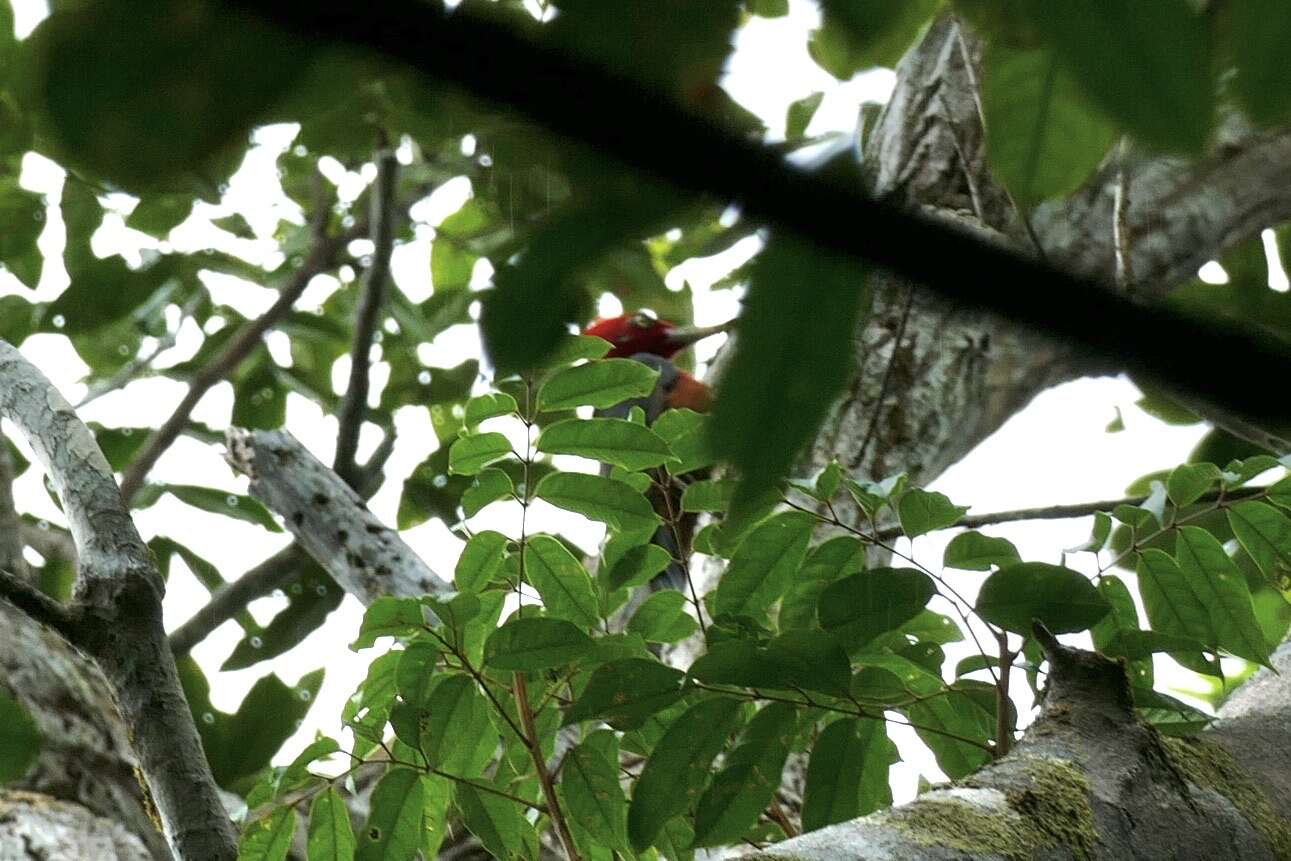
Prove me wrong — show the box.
[226,428,449,604]
[117,177,350,504]
[335,145,399,487]
[168,546,303,656]
[0,340,238,861]
[77,290,207,408]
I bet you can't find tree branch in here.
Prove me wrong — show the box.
[117,176,350,504]
[225,428,449,604]
[224,0,1291,429]
[167,545,303,656]
[0,340,237,861]
[0,566,79,641]
[335,145,398,487]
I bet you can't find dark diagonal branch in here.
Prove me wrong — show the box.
[117,176,350,504]
[168,546,303,656]
[225,0,1291,429]
[334,145,399,487]
[0,340,237,861]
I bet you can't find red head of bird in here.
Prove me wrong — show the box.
[583,311,731,360]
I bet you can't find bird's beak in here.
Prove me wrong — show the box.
[664,318,735,350]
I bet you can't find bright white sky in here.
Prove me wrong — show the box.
[2,0,1264,803]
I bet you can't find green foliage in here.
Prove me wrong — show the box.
[4,1,1288,856]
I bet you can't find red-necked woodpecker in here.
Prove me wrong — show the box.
[583,311,730,592]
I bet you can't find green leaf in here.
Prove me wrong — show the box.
[308,788,357,861]
[818,567,936,648]
[693,702,796,846]
[802,718,893,831]
[32,0,306,191]
[897,489,968,538]
[688,631,851,697]
[1226,500,1291,583]
[606,543,674,591]
[785,92,824,139]
[537,417,677,470]
[710,232,865,518]
[455,782,533,860]
[628,697,743,851]
[522,535,600,627]
[485,617,595,670]
[357,768,425,861]
[904,686,993,778]
[562,737,631,853]
[455,531,510,592]
[421,676,495,774]
[461,469,515,518]
[240,807,296,861]
[811,0,942,77]
[563,659,685,729]
[651,409,715,475]
[981,43,1115,205]
[750,0,790,15]
[534,472,661,538]
[1167,462,1221,507]
[464,392,518,428]
[628,590,699,643]
[0,691,40,784]
[1023,0,1213,152]
[1230,0,1291,124]
[976,562,1110,634]
[1136,549,1218,656]
[448,432,513,476]
[351,598,427,650]
[681,478,737,513]
[164,485,282,532]
[942,531,1021,571]
[713,511,816,619]
[1174,526,1271,666]
[536,359,661,411]
[543,333,615,367]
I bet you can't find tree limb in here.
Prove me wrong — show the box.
[334,144,398,487]
[117,174,350,504]
[225,428,449,604]
[0,340,237,861]
[167,546,304,656]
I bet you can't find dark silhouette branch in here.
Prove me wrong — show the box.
[168,546,303,656]
[334,144,398,487]
[118,173,350,504]
[224,0,1291,428]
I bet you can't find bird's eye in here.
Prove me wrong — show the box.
[631,312,655,329]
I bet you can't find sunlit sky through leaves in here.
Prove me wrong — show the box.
[3,0,1266,801]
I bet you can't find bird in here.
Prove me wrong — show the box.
[582,311,730,592]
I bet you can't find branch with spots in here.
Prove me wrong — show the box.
[225,427,450,604]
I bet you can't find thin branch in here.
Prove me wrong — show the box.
[853,285,915,470]
[225,1,1291,428]
[0,431,27,578]
[168,545,303,656]
[515,672,581,861]
[334,144,399,487]
[117,174,351,504]
[77,290,208,408]
[874,484,1269,540]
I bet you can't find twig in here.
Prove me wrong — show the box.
[852,285,915,470]
[77,289,207,408]
[168,546,303,656]
[515,672,582,861]
[873,484,1268,540]
[994,630,1013,758]
[118,172,353,504]
[334,144,398,487]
